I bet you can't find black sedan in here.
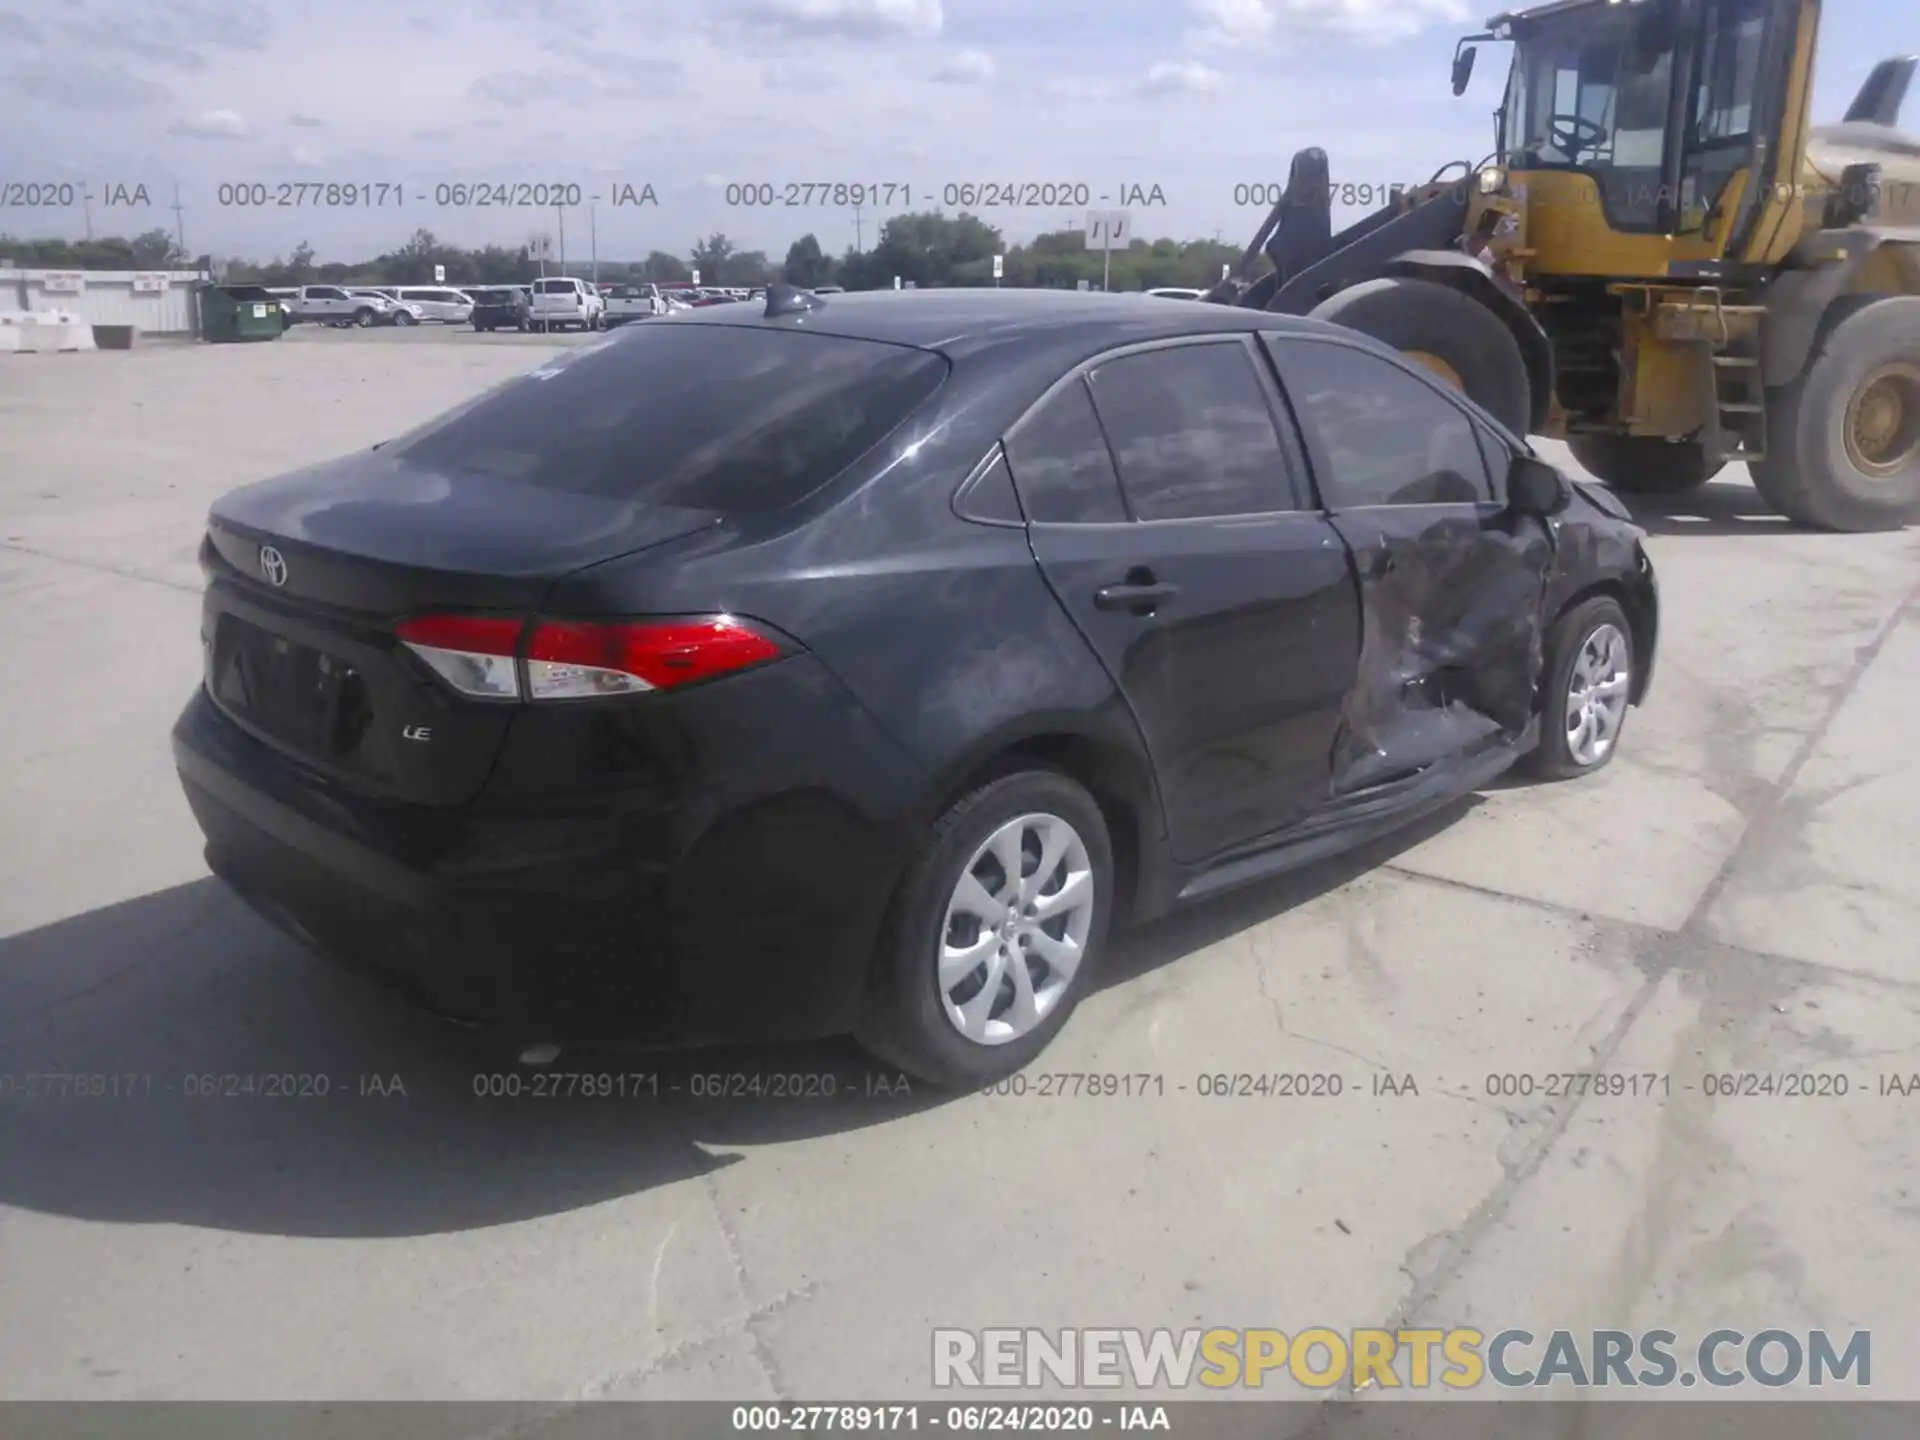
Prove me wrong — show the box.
[172,286,1658,1086]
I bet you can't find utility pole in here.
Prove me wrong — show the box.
[557,203,567,273]
[171,184,188,260]
[853,205,863,253]
[82,189,94,241]
[589,203,597,283]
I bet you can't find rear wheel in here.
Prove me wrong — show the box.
[856,769,1112,1088]
[1567,435,1724,495]
[352,307,375,327]
[1750,296,1920,531]
[1310,276,1531,437]
[394,310,418,327]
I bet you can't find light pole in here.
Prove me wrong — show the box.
[557,203,567,273]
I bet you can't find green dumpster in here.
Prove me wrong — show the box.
[198,283,286,343]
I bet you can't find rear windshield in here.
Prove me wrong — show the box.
[534,279,576,294]
[471,289,508,303]
[390,325,949,513]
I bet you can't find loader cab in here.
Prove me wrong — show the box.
[1470,0,1807,273]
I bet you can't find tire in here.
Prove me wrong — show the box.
[1749,295,1920,532]
[352,307,375,328]
[474,321,489,332]
[1566,435,1724,495]
[1520,596,1636,782]
[1310,276,1532,437]
[394,310,418,327]
[855,769,1114,1088]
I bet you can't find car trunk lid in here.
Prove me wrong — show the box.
[200,449,721,806]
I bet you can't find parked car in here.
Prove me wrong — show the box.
[396,287,476,324]
[172,287,1657,1088]
[602,283,665,325]
[811,284,846,295]
[529,276,605,331]
[288,285,407,328]
[469,286,532,332]
[350,289,426,326]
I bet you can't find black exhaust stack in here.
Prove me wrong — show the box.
[1843,55,1918,126]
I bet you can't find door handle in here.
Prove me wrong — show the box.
[1094,579,1179,614]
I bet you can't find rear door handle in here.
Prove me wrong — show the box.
[1094,580,1180,613]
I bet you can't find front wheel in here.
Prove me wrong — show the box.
[1567,435,1724,495]
[1520,596,1636,782]
[1750,296,1920,532]
[1310,276,1532,437]
[856,770,1113,1088]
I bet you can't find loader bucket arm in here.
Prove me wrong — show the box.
[1205,147,1335,304]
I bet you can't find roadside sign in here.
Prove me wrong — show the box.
[1084,210,1130,249]
[528,232,554,260]
[894,276,902,290]
[1221,262,1231,280]
[691,268,701,285]
[433,263,446,283]
[992,254,1004,279]
[1076,279,1091,292]
[41,270,85,293]
[129,272,169,293]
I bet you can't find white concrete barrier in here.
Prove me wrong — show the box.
[0,310,98,353]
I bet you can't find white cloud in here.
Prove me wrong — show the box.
[762,59,840,90]
[288,112,324,127]
[1140,60,1223,95]
[169,107,252,138]
[933,47,993,84]
[289,145,323,167]
[722,0,942,41]
[1189,0,1470,45]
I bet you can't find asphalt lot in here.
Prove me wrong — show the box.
[2,326,1917,1419]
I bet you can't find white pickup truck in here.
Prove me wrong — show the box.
[529,276,606,332]
[601,283,665,325]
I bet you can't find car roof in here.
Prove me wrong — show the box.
[659,288,1336,361]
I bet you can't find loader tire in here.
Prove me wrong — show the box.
[1567,435,1723,495]
[1310,277,1531,437]
[1749,295,1920,532]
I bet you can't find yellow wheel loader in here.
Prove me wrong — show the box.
[1211,0,1920,532]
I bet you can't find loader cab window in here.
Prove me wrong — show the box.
[1500,3,1677,232]
[1679,0,1771,234]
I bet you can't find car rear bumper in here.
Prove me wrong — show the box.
[172,660,927,1048]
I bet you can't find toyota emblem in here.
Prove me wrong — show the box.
[259,545,288,587]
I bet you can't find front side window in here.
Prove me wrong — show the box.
[1268,339,1492,508]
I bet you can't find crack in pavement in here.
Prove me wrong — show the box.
[1294,577,1920,1435]
[0,539,201,597]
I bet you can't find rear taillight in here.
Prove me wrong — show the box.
[395,613,786,702]
[396,614,526,699]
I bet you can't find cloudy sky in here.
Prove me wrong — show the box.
[0,0,1906,265]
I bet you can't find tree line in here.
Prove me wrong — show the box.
[2,217,1244,293]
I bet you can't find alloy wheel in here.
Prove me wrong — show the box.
[1564,622,1630,768]
[937,812,1094,1046]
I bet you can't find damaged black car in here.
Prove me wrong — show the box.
[172,287,1657,1089]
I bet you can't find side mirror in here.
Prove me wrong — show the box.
[1451,44,1478,96]
[1508,454,1571,516]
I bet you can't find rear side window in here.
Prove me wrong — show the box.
[1085,341,1297,520]
[1269,339,1493,507]
[390,325,948,512]
[1004,379,1129,524]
